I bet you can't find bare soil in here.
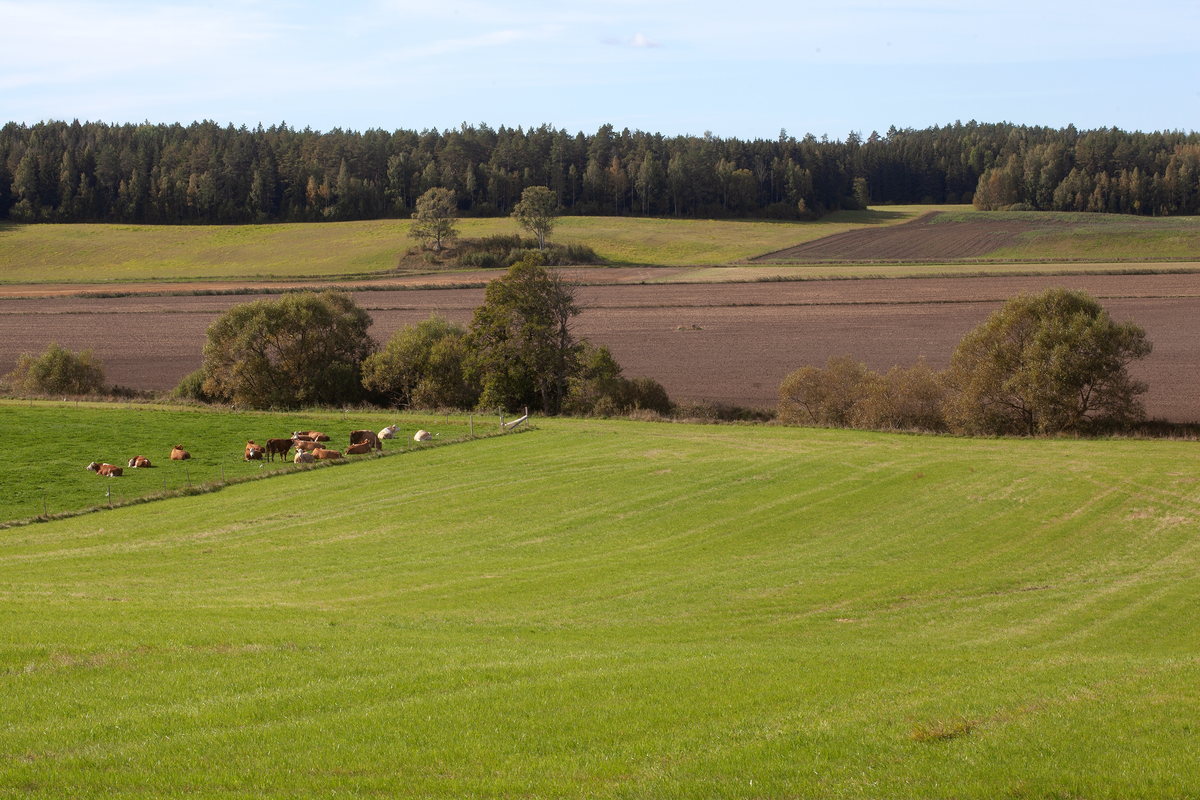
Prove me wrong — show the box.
[757,211,1067,261]
[3,273,1198,422]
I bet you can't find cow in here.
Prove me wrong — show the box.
[293,450,315,464]
[293,438,322,452]
[87,462,123,477]
[378,424,398,440]
[170,445,190,460]
[244,441,264,461]
[127,456,152,468]
[292,431,316,442]
[349,430,381,452]
[413,430,434,442]
[294,431,329,442]
[345,441,373,455]
[313,448,342,460]
[264,438,293,462]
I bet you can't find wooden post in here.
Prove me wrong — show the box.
[221,466,224,483]
[186,468,191,489]
[499,408,504,431]
[43,497,47,517]
[470,414,474,436]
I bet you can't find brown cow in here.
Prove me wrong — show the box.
[264,438,293,462]
[345,441,373,455]
[313,448,342,460]
[293,438,322,452]
[295,431,329,442]
[127,456,152,468]
[293,450,315,464]
[245,441,264,461]
[170,445,190,460]
[349,430,381,452]
[87,462,123,477]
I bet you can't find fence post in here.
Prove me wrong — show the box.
[470,414,473,437]
[186,468,191,489]
[499,408,504,431]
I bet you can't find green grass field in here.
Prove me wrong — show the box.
[3,403,1200,796]
[0,208,930,284]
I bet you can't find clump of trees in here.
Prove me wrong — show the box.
[779,288,1153,436]
[4,342,105,395]
[198,290,375,408]
[176,262,668,415]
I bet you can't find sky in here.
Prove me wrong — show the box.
[2,0,1198,140]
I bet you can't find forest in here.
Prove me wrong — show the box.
[1,119,1198,224]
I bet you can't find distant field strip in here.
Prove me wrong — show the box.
[0,208,928,283]
[758,210,1200,263]
[2,415,1200,796]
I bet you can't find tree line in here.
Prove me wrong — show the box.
[3,119,1198,225]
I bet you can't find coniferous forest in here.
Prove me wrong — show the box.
[2,119,1198,224]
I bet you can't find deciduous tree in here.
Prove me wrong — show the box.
[408,187,458,251]
[511,186,560,251]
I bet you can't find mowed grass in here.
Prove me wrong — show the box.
[3,408,1200,796]
[0,401,469,523]
[932,209,1200,262]
[0,208,930,284]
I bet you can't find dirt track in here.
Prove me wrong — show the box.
[2,273,1198,422]
[758,211,1062,261]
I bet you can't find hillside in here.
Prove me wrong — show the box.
[3,413,1199,796]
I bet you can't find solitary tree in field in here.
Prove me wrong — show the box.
[945,287,1152,435]
[409,187,458,251]
[511,186,560,251]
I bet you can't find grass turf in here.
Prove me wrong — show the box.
[0,209,931,284]
[3,407,1200,796]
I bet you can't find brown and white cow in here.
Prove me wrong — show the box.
[313,448,342,460]
[378,424,398,440]
[349,430,381,452]
[295,431,329,442]
[244,441,264,461]
[127,456,152,468]
[170,445,190,460]
[264,438,293,462]
[293,450,315,464]
[293,438,322,452]
[345,441,374,455]
[87,462,123,477]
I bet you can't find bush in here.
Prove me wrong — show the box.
[453,235,599,270]
[172,369,216,403]
[361,315,478,410]
[5,342,105,395]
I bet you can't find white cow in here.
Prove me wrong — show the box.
[378,424,398,440]
[413,430,434,442]
[293,450,315,464]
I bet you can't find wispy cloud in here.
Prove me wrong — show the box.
[603,32,661,48]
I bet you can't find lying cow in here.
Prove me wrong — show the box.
[264,438,293,462]
[349,430,381,452]
[345,441,374,455]
[378,424,398,440]
[293,450,314,464]
[87,462,123,477]
[170,445,190,460]
[293,438,322,452]
[127,455,152,468]
[294,431,330,442]
[413,430,435,442]
[313,448,342,460]
[244,441,264,461]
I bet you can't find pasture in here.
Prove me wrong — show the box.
[0,401,468,524]
[3,407,1200,796]
[0,208,929,285]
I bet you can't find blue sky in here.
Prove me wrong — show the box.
[2,0,1198,140]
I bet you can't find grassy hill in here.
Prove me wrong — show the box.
[0,208,929,284]
[3,406,1199,796]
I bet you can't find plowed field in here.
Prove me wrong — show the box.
[759,212,1061,261]
[3,274,1199,422]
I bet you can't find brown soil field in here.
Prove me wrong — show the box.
[2,274,1198,422]
[758,211,1060,261]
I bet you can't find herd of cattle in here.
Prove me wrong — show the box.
[86,424,439,477]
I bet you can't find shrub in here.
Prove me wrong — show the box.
[5,342,105,395]
[172,369,216,403]
[361,315,478,410]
